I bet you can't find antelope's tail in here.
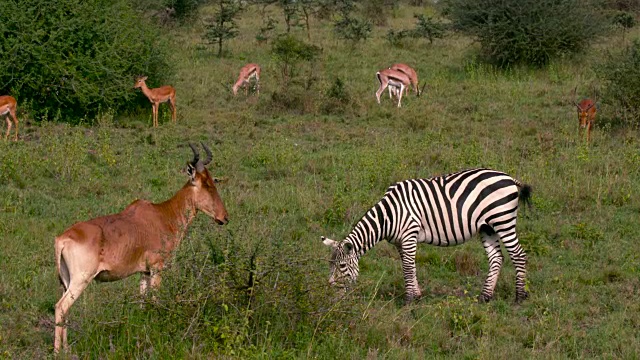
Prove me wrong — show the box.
[55,238,70,291]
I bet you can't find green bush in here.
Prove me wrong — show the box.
[597,39,640,126]
[445,0,608,67]
[0,0,171,122]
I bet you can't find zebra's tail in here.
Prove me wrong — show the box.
[513,178,532,209]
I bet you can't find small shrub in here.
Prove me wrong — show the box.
[613,11,636,30]
[271,35,321,82]
[385,29,413,47]
[165,0,206,19]
[361,0,399,26]
[412,14,447,44]
[321,78,352,115]
[446,0,608,67]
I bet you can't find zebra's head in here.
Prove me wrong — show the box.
[322,236,360,288]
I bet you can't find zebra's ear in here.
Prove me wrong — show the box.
[322,236,338,248]
[343,242,353,254]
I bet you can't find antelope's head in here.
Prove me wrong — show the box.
[134,76,148,89]
[322,236,359,288]
[574,99,596,129]
[186,143,229,225]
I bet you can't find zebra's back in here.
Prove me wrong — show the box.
[383,168,522,246]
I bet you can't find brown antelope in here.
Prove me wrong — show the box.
[134,76,177,128]
[376,68,412,107]
[390,63,420,97]
[232,63,261,96]
[53,143,229,354]
[572,88,597,142]
[0,95,18,141]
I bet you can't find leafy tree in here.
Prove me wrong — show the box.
[0,0,171,122]
[386,14,448,47]
[412,14,447,44]
[204,0,243,57]
[334,11,372,47]
[446,0,608,67]
[256,16,279,43]
[278,0,300,33]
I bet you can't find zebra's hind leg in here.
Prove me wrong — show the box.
[497,229,529,303]
[479,230,503,303]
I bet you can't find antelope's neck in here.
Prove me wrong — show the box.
[157,184,197,238]
[139,84,155,101]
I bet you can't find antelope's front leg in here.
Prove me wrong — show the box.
[397,237,422,303]
[140,273,151,295]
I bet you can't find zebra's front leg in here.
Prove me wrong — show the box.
[397,238,422,303]
[479,232,504,303]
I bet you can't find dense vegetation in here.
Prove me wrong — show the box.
[1,1,640,358]
[0,0,171,120]
[445,0,608,67]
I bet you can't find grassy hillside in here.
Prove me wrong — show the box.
[1,3,640,359]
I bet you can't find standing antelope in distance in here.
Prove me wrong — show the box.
[390,63,420,97]
[376,68,412,107]
[134,76,177,128]
[53,143,229,354]
[233,63,261,96]
[0,95,18,141]
[572,87,597,142]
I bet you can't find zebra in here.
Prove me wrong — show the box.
[322,168,532,303]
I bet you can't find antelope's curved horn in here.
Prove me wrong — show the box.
[201,142,212,166]
[189,143,200,165]
[419,82,427,97]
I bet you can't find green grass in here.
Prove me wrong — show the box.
[2,3,640,359]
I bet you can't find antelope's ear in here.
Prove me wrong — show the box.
[343,242,354,254]
[322,236,338,248]
[186,163,197,184]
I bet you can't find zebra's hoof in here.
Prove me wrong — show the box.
[515,291,529,303]
[477,294,493,303]
[404,292,422,304]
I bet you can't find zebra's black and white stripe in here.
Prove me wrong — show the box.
[322,168,531,303]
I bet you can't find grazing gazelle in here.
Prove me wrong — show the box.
[572,87,597,142]
[134,76,177,128]
[233,63,261,96]
[53,143,229,354]
[390,63,420,97]
[376,68,412,107]
[0,95,18,141]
